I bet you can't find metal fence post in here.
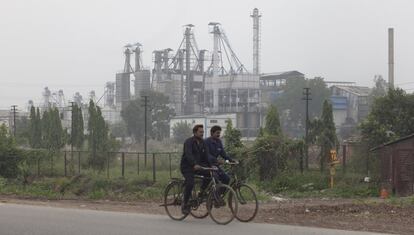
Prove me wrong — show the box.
[107,152,110,179]
[37,157,40,177]
[64,151,67,177]
[121,152,125,178]
[152,153,156,182]
[78,151,81,174]
[137,153,140,175]
[342,145,347,174]
[169,153,172,178]
[50,152,54,176]
[145,153,147,168]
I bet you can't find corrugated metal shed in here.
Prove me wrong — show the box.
[371,134,414,196]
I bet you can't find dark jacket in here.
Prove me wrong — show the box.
[180,136,210,173]
[205,137,232,165]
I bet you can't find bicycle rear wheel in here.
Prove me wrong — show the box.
[231,183,258,222]
[207,184,238,225]
[163,181,188,221]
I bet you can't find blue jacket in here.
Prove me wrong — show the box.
[205,137,232,165]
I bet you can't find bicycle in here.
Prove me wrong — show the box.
[224,161,259,222]
[161,166,238,225]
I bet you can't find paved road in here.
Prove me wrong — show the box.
[0,203,392,235]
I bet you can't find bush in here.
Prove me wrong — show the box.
[0,125,24,178]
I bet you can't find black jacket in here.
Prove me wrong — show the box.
[180,136,210,172]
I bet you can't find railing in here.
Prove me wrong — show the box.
[22,150,182,182]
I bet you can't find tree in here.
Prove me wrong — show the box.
[370,75,388,99]
[87,100,119,170]
[148,91,175,141]
[264,104,281,136]
[0,124,22,178]
[273,77,330,137]
[109,121,128,141]
[121,98,144,142]
[28,106,37,147]
[35,108,42,147]
[317,100,338,172]
[172,121,192,144]
[41,108,64,151]
[361,88,414,149]
[121,91,174,142]
[70,104,84,149]
[224,119,243,156]
[251,104,289,180]
[14,116,30,146]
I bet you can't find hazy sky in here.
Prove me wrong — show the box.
[1,0,414,109]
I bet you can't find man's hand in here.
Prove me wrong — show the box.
[217,159,225,165]
[193,164,202,170]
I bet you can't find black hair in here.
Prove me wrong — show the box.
[193,124,204,134]
[210,125,222,135]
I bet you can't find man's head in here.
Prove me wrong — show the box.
[210,125,222,139]
[193,124,204,139]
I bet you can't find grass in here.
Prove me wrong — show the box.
[0,171,173,201]
[257,170,380,199]
[1,153,387,201]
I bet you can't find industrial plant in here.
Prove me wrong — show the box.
[22,7,387,140]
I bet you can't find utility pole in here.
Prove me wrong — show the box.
[10,105,17,137]
[141,95,149,167]
[302,88,312,171]
[69,102,75,175]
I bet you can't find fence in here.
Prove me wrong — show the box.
[23,150,182,182]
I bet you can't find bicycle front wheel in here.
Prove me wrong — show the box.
[207,184,238,225]
[232,183,258,222]
[163,181,188,221]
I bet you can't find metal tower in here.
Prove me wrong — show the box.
[251,8,261,75]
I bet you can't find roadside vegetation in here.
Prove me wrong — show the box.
[1,86,414,204]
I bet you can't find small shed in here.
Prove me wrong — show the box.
[371,134,414,196]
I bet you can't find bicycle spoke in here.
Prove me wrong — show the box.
[207,184,238,225]
[234,184,258,222]
[164,181,188,221]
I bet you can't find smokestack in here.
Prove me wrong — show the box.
[251,8,261,75]
[388,28,394,89]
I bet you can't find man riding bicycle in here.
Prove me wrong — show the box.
[180,124,213,215]
[205,125,237,186]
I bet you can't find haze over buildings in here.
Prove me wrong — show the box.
[1,0,414,109]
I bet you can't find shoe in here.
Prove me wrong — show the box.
[181,204,190,215]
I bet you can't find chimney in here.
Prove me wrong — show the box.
[388,28,394,89]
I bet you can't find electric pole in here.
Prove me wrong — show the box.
[69,102,75,175]
[141,95,149,167]
[302,88,312,171]
[11,105,17,137]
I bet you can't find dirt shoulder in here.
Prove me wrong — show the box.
[1,195,413,235]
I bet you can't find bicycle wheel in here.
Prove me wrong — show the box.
[190,179,209,219]
[207,184,238,225]
[231,183,259,222]
[163,181,188,221]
